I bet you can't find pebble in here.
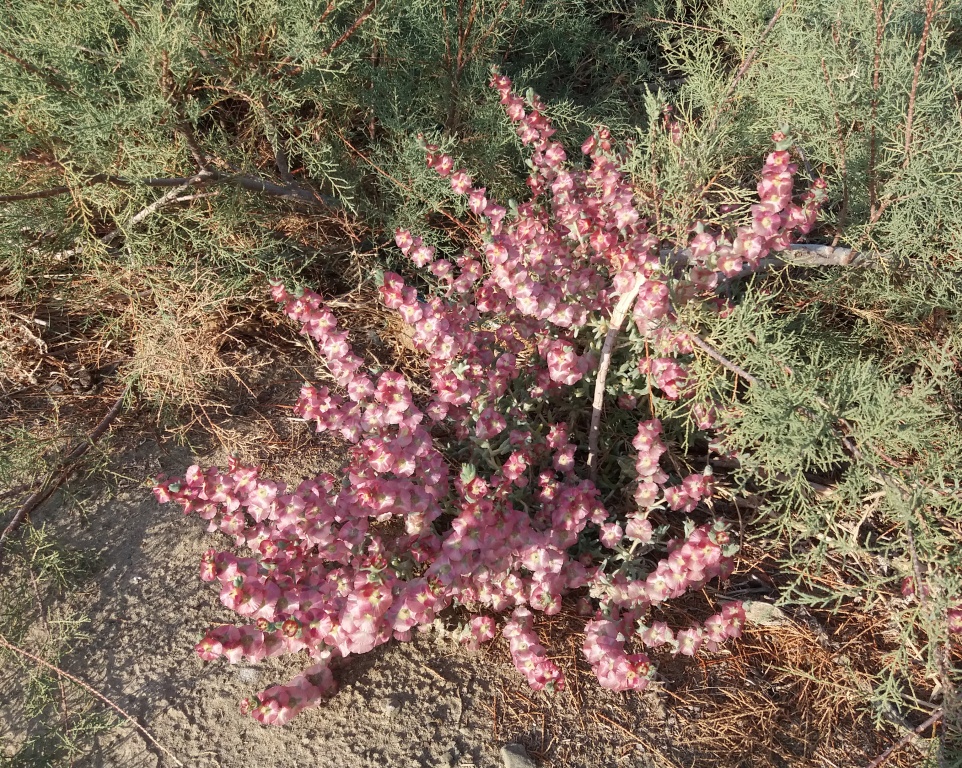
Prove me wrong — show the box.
[438,745,460,767]
[500,743,536,768]
[382,694,403,717]
[236,666,261,684]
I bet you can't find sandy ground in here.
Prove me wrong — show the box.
[18,440,666,768]
[0,350,926,768]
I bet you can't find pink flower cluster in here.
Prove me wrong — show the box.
[461,615,497,651]
[583,618,653,691]
[642,602,746,656]
[682,134,827,282]
[239,663,336,726]
[598,522,737,612]
[503,607,564,691]
[631,419,713,515]
[155,72,829,721]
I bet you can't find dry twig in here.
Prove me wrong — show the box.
[100,174,210,247]
[707,4,785,133]
[903,0,940,166]
[0,387,129,575]
[0,632,184,767]
[0,170,341,210]
[320,0,378,59]
[865,707,943,768]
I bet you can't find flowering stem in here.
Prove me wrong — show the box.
[587,276,643,482]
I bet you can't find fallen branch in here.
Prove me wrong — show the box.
[866,707,943,768]
[0,387,129,575]
[662,242,887,273]
[0,632,185,767]
[100,173,210,246]
[0,170,342,210]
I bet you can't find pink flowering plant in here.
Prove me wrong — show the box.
[155,68,829,725]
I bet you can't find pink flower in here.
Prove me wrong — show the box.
[689,232,717,261]
[542,340,584,385]
[462,616,497,650]
[451,169,472,194]
[600,523,623,548]
[675,627,703,656]
[625,515,653,543]
[468,188,488,216]
[751,204,783,238]
[476,407,507,440]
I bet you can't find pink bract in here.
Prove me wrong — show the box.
[155,69,830,724]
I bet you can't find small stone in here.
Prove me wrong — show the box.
[382,694,403,717]
[742,600,789,627]
[500,743,536,768]
[236,666,261,684]
[437,745,460,767]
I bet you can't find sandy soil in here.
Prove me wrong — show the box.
[23,440,666,768]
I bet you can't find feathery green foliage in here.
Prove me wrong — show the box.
[1,0,960,762]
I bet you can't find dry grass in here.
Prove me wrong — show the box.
[0,308,47,392]
[125,290,232,415]
[475,571,937,768]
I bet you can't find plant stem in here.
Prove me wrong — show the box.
[587,276,643,482]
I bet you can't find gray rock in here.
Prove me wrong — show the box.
[500,743,536,768]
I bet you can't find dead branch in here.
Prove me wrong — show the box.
[865,707,943,768]
[903,0,940,166]
[722,4,784,103]
[707,4,785,133]
[0,44,70,93]
[0,170,342,210]
[100,173,210,246]
[662,242,885,273]
[321,0,378,59]
[0,387,129,575]
[869,0,885,218]
[688,333,760,387]
[0,632,185,767]
[110,0,140,32]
